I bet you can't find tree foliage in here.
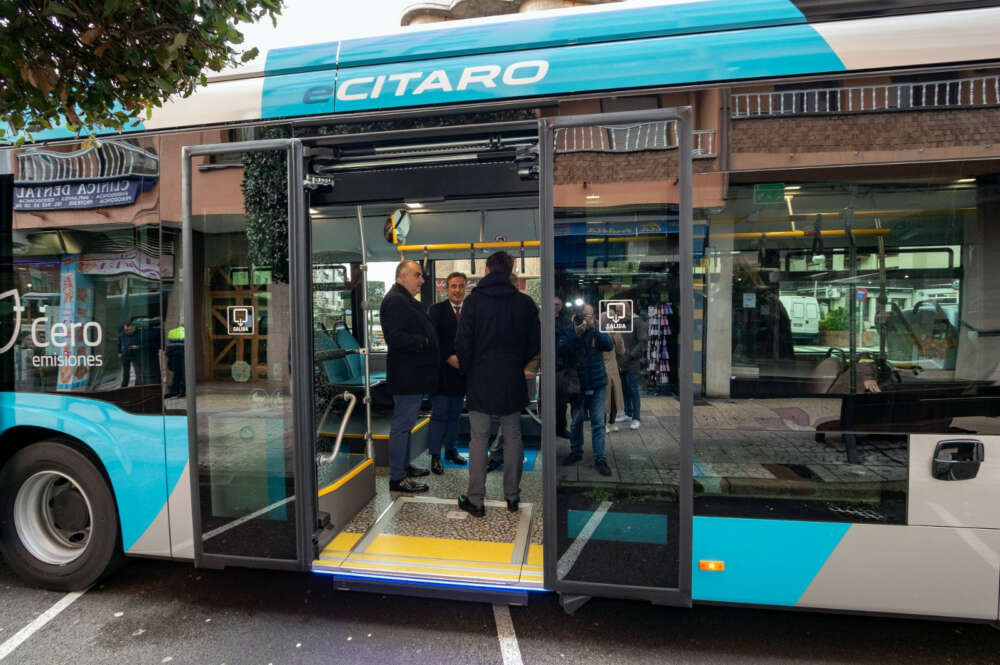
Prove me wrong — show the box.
[241,125,291,283]
[0,0,282,138]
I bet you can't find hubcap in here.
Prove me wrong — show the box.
[14,471,93,565]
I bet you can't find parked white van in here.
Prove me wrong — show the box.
[779,295,821,343]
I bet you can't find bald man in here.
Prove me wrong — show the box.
[380,260,439,493]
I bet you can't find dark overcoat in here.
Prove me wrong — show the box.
[454,271,540,415]
[428,299,466,396]
[379,283,439,395]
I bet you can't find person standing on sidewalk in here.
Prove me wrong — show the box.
[560,303,614,476]
[380,260,436,493]
[618,301,648,430]
[426,272,469,474]
[454,251,540,516]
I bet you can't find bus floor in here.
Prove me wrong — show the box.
[312,446,544,590]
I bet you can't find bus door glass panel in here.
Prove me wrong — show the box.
[546,110,693,599]
[184,141,303,563]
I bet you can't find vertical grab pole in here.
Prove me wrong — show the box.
[356,205,374,460]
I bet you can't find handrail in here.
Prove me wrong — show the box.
[712,228,891,240]
[317,391,358,465]
[397,240,540,252]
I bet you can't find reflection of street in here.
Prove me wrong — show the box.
[556,396,906,522]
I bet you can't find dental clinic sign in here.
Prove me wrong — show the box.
[14,179,153,211]
[14,141,159,212]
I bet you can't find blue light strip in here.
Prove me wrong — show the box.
[314,568,549,593]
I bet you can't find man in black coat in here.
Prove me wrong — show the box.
[454,251,540,516]
[379,260,437,493]
[426,271,469,475]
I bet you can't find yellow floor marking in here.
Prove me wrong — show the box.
[344,561,519,582]
[322,531,363,554]
[362,534,515,563]
[347,552,526,570]
[526,545,544,566]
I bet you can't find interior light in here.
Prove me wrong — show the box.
[784,185,802,191]
[585,194,601,200]
[574,298,584,306]
[309,208,320,215]
[956,178,975,183]
[405,202,424,209]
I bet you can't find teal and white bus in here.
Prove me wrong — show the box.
[2,0,1000,621]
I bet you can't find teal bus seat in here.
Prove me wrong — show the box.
[335,326,386,383]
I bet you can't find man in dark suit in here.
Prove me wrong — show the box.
[379,260,437,493]
[454,252,540,516]
[426,271,469,475]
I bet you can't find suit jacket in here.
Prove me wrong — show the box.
[379,283,439,395]
[428,299,466,396]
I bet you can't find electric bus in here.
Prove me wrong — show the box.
[2,0,999,621]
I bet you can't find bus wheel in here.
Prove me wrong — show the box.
[0,441,122,591]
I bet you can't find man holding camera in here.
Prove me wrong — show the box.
[559,303,614,476]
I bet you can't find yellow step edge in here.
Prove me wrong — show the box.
[364,534,516,563]
[347,552,527,570]
[526,544,544,566]
[317,460,373,497]
[340,561,520,582]
[319,531,364,555]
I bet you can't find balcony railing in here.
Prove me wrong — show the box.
[731,75,1000,119]
[554,121,715,156]
[16,141,159,183]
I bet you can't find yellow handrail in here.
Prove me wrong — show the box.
[396,240,540,252]
[711,228,891,240]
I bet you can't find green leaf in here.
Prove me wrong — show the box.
[46,2,77,18]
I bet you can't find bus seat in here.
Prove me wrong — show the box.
[314,328,353,384]
[335,325,386,383]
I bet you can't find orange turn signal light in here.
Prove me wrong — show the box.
[699,560,725,571]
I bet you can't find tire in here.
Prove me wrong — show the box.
[0,441,123,591]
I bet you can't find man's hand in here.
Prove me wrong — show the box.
[447,354,459,369]
[524,368,536,380]
[863,379,881,392]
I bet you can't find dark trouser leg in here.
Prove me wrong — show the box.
[389,394,422,482]
[427,394,449,457]
[443,395,463,455]
[121,357,133,387]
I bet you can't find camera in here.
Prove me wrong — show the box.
[572,314,585,325]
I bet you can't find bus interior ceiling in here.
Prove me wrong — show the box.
[307,136,544,588]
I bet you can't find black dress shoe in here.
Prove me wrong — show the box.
[555,428,571,439]
[389,477,429,493]
[506,499,519,512]
[406,465,430,478]
[560,451,582,466]
[444,450,467,466]
[486,457,501,472]
[457,495,485,517]
[430,456,443,475]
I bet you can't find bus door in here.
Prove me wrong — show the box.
[540,108,695,608]
[181,139,314,571]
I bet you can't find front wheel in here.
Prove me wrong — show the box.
[0,441,122,590]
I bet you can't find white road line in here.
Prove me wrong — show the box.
[492,604,524,665]
[557,500,612,580]
[202,496,295,541]
[0,590,86,661]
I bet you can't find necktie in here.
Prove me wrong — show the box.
[454,306,460,320]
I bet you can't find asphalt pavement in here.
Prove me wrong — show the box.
[2,556,999,665]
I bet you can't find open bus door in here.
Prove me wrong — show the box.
[181,139,316,571]
[540,108,695,610]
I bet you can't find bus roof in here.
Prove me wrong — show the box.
[7,0,1000,143]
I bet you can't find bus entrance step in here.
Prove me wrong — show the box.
[329,574,531,606]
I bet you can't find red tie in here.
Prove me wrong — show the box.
[454,306,460,320]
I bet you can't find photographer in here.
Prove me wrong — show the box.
[559,303,614,476]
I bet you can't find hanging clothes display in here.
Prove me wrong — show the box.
[646,303,673,385]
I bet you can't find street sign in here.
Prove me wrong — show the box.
[856,289,868,302]
[753,183,785,205]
